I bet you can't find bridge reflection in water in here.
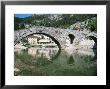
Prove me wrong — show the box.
[28,47,59,60]
[14,47,97,76]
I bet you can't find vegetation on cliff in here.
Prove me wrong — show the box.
[14,14,97,32]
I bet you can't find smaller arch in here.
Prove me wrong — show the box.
[88,36,97,49]
[88,36,97,44]
[68,34,75,44]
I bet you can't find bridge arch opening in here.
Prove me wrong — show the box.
[15,32,61,50]
[88,36,97,44]
[88,36,97,49]
[15,32,61,60]
[68,34,75,44]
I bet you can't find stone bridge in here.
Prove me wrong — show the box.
[14,26,97,49]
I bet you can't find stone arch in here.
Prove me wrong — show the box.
[68,34,75,44]
[88,36,97,49]
[88,36,97,44]
[14,27,88,49]
[14,32,61,50]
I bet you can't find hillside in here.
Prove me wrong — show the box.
[14,14,97,32]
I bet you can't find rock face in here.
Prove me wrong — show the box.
[68,17,96,31]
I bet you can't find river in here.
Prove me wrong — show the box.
[14,47,97,76]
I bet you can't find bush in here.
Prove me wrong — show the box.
[87,17,97,32]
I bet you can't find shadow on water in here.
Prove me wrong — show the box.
[91,41,97,61]
[92,49,97,61]
[67,55,75,65]
[88,36,97,61]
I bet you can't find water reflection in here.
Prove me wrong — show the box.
[28,47,59,60]
[14,47,97,76]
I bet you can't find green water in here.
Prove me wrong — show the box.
[14,47,97,76]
